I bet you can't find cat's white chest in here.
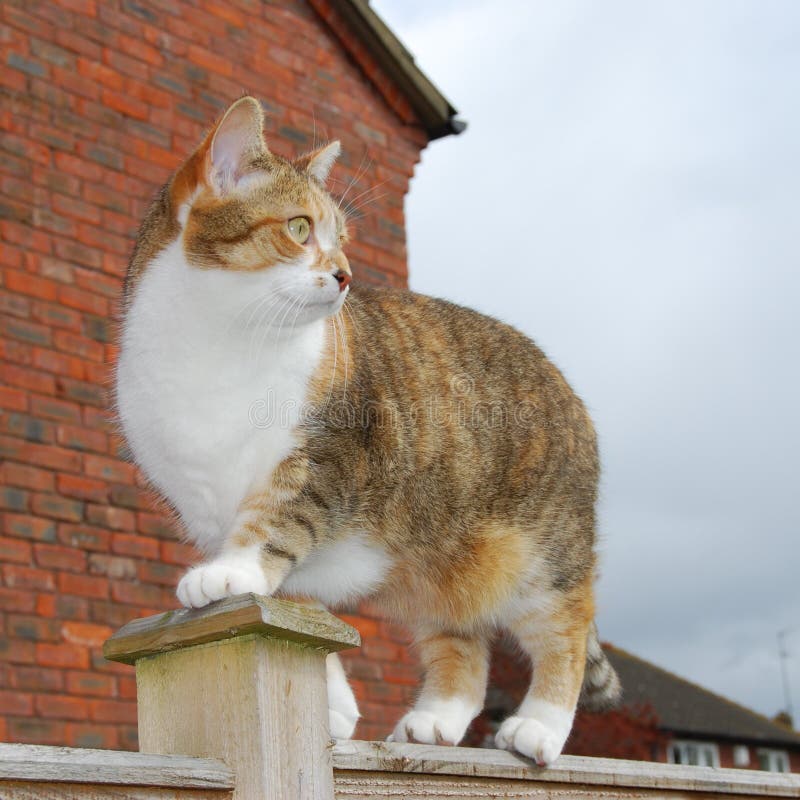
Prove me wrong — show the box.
[116,240,325,554]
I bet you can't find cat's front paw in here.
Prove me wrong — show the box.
[388,699,474,746]
[495,715,567,766]
[176,558,271,608]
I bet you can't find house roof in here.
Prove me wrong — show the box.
[310,0,465,140]
[606,645,800,748]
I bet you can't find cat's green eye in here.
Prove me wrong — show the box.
[288,217,311,244]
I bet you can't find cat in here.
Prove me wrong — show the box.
[115,96,620,765]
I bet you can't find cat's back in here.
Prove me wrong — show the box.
[346,285,583,416]
[316,285,598,522]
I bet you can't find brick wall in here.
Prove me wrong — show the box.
[0,0,427,748]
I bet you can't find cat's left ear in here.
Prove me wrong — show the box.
[295,141,341,184]
[205,96,268,194]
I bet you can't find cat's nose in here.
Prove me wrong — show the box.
[333,270,351,292]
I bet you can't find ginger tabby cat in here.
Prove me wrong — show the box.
[116,97,620,765]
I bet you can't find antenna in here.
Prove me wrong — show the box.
[778,628,795,723]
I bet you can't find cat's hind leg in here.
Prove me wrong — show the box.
[389,629,489,746]
[327,652,360,739]
[496,575,593,765]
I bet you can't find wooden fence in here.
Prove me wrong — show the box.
[1,594,798,799]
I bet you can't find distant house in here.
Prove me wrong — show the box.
[464,639,800,772]
[468,640,799,773]
[602,646,800,773]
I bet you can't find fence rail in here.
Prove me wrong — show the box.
[1,594,798,800]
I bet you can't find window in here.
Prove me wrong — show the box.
[757,749,790,773]
[668,740,720,768]
[733,745,750,767]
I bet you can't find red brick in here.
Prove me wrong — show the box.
[7,614,61,642]
[7,717,66,745]
[3,513,57,543]
[65,721,120,749]
[0,436,82,472]
[0,536,32,564]
[0,636,36,665]
[381,663,420,686]
[9,666,64,692]
[101,88,149,120]
[66,670,116,698]
[33,543,87,573]
[111,580,168,607]
[30,395,82,424]
[86,504,135,531]
[31,302,83,333]
[0,386,29,411]
[1,363,56,395]
[57,473,108,504]
[58,285,109,316]
[55,29,103,60]
[37,592,89,621]
[4,269,59,301]
[137,560,180,586]
[56,424,108,454]
[2,565,55,592]
[61,621,113,648]
[90,698,137,724]
[53,331,105,361]
[88,553,137,580]
[160,540,197,566]
[84,454,136,484]
[76,56,124,90]
[0,462,55,492]
[31,492,84,522]
[33,348,85,379]
[137,512,177,538]
[57,572,109,600]
[58,523,111,552]
[36,694,90,721]
[112,533,159,560]
[0,691,33,717]
[53,151,103,182]
[0,588,36,613]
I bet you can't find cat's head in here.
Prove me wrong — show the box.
[131,96,351,327]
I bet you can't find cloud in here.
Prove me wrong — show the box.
[372,0,800,718]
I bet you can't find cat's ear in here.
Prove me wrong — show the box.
[204,96,268,194]
[295,141,341,184]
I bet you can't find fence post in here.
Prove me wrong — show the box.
[103,593,360,800]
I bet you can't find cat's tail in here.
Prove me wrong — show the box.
[578,622,622,711]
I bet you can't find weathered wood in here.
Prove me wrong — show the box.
[332,741,800,798]
[334,770,798,799]
[0,744,233,789]
[136,633,337,800]
[103,593,360,665]
[0,782,228,800]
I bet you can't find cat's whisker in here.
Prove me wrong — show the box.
[338,150,372,209]
[341,179,390,217]
[251,295,294,363]
[334,311,349,401]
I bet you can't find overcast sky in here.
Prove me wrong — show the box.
[371,0,800,721]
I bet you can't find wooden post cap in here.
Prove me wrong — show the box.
[103,593,360,665]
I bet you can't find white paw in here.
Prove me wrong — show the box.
[389,698,475,746]
[495,715,565,766]
[176,556,269,609]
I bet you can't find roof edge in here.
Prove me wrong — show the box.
[320,0,465,141]
[605,645,800,748]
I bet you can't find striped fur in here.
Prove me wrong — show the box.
[116,97,620,766]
